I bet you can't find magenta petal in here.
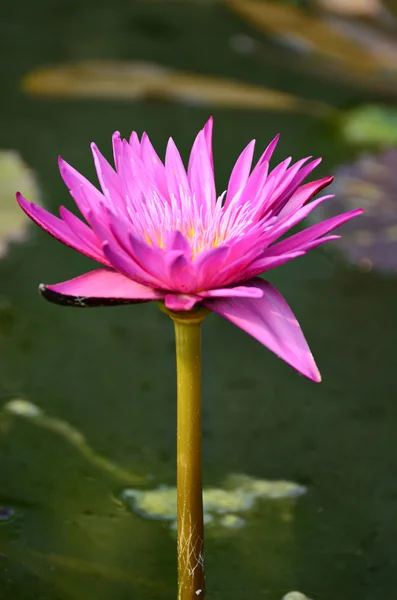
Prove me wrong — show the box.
[203,117,214,170]
[203,277,321,382]
[225,140,256,206]
[164,293,200,311]
[91,143,124,208]
[44,268,163,301]
[245,251,306,279]
[102,239,163,288]
[188,130,216,213]
[252,134,280,174]
[277,176,334,218]
[165,138,190,205]
[199,285,263,299]
[16,193,109,265]
[266,208,364,256]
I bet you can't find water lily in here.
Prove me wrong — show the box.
[17,118,361,381]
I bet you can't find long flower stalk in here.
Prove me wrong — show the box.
[163,306,209,600]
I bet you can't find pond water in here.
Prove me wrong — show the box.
[1,1,397,599]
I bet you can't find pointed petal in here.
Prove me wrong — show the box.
[102,239,163,288]
[59,206,109,264]
[244,251,306,279]
[129,131,141,154]
[203,278,321,382]
[91,143,124,208]
[277,176,334,218]
[270,158,323,216]
[188,130,216,213]
[253,134,280,170]
[58,156,106,223]
[16,193,108,265]
[165,137,190,205]
[266,209,364,256]
[203,117,214,170]
[41,269,164,307]
[225,140,256,206]
[112,131,123,172]
[141,132,168,197]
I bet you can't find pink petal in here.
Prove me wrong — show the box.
[16,193,108,266]
[165,251,196,292]
[199,285,264,299]
[225,140,256,206]
[252,134,280,173]
[44,269,163,302]
[58,206,109,264]
[203,278,321,382]
[112,131,123,172]
[165,138,190,206]
[91,143,124,209]
[129,131,141,154]
[203,117,214,170]
[244,251,307,279]
[263,194,334,247]
[140,132,168,197]
[102,239,163,288]
[266,208,364,256]
[271,157,323,215]
[188,130,216,213]
[164,293,201,311]
[277,176,334,218]
[58,156,106,224]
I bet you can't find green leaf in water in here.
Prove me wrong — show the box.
[0,151,40,259]
[341,105,397,146]
[21,60,331,116]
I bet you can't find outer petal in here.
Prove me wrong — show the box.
[277,176,334,218]
[199,285,263,299]
[165,138,190,206]
[225,140,256,206]
[203,117,214,170]
[16,193,109,266]
[202,278,321,382]
[188,130,216,213]
[40,268,164,307]
[265,208,364,257]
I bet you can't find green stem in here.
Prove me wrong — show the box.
[162,305,209,600]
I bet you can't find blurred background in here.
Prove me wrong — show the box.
[1,1,397,599]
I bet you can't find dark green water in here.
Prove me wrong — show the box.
[1,1,397,599]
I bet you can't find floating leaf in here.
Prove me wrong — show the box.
[341,105,397,146]
[21,60,331,115]
[227,0,397,95]
[3,398,147,485]
[0,151,40,259]
[120,474,306,531]
[314,149,397,272]
[281,593,312,600]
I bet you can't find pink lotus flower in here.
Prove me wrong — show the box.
[16,118,362,382]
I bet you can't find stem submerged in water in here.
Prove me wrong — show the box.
[164,306,208,600]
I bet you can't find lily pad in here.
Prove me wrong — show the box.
[341,105,397,146]
[21,60,330,116]
[120,474,306,531]
[0,151,40,259]
[314,148,397,272]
